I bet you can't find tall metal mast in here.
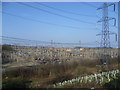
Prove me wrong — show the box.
[97,3,116,69]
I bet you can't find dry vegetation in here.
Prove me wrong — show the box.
[2,57,119,88]
[2,44,119,88]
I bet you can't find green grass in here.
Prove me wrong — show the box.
[2,77,30,88]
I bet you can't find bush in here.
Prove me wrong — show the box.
[2,44,16,64]
[103,75,120,89]
[2,60,99,88]
[79,59,97,67]
[2,44,14,51]
[49,73,73,84]
[74,66,87,76]
[2,77,28,88]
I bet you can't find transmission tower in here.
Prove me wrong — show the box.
[118,2,120,49]
[96,3,116,69]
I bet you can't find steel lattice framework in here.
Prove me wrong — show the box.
[97,3,116,48]
[97,3,117,68]
[101,3,110,47]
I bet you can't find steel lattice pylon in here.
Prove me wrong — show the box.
[97,3,116,69]
[101,3,110,47]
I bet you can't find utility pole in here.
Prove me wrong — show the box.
[51,40,55,60]
[51,40,53,47]
[118,1,120,70]
[97,3,116,71]
[79,40,81,47]
[118,2,120,49]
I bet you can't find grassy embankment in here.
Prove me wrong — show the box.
[2,57,119,88]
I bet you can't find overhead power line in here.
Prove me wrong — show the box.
[36,2,96,18]
[1,11,97,30]
[17,2,95,25]
[81,2,97,8]
[1,36,99,45]
[1,36,51,44]
[82,2,118,14]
